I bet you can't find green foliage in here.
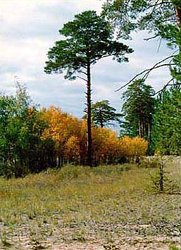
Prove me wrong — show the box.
[102,0,178,40]
[139,157,160,169]
[149,157,166,193]
[121,79,155,141]
[170,29,181,82]
[44,10,133,78]
[103,1,181,156]
[102,0,181,89]
[169,245,181,250]
[0,85,55,178]
[84,100,122,128]
[152,85,181,155]
[150,166,179,194]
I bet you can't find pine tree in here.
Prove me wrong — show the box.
[121,79,155,141]
[44,10,133,166]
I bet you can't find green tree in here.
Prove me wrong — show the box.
[152,85,181,155]
[102,0,181,87]
[121,79,155,141]
[102,0,181,40]
[0,85,55,178]
[103,0,181,157]
[83,100,121,128]
[44,10,133,166]
[0,94,16,176]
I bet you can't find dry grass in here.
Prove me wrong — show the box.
[0,158,180,249]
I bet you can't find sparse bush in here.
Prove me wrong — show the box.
[139,157,160,168]
[149,157,180,193]
[169,245,181,250]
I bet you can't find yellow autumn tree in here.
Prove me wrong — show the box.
[42,106,87,166]
[64,136,80,164]
[119,136,148,161]
[41,106,148,166]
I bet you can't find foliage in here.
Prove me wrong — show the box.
[148,156,180,193]
[119,136,148,159]
[171,29,181,83]
[44,10,133,166]
[149,157,166,193]
[42,106,148,166]
[92,127,119,164]
[83,100,122,128]
[102,0,180,40]
[65,136,80,164]
[0,89,148,177]
[44,10,133,77]
[169,245,181,250]
[121,79,155,141]
[42,106,87,166]
[103,1,181,155]
[102,0,181,88]
[152,85,181,155]
[0,85,55,178]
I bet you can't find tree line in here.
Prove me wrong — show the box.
[0,81,180,178]
[0,84,148,178]
[1,1,180,176]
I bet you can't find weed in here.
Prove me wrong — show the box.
[169,245,181,250]
[0,230,12,247]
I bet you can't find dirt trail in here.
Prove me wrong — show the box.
[12,235,180,250]
[44,237,181,250]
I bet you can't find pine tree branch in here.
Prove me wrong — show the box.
[115,53,177,92]
[77,76,87,82]
[144,35,159,41]
[154,78,174,95]
[154,79,181,95]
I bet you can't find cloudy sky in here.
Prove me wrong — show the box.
[0,0,172,118]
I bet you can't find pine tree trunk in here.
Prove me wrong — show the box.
[86,62,92,166]
[138,120,141,137]
[148,122,151,142]
[176,6,181,26]
[159,161,164,192]
[100,111,104,128]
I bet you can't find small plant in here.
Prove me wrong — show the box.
[0,230,12,247]
[139,157,160,168]
[149,156,179,193]
[169,245,181,250]
[150,157,168,192]
[72,228,86,242]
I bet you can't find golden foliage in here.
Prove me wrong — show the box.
[119,136,148,157]
[41,106,148,165]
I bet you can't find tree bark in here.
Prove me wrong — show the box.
[86,62,92,166]
[175,7,181,27]
[99,110,104,128]
[159,161,164,192]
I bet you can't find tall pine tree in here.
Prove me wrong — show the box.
[152,85,181,155]
[121,79,155,141]
[44,10,133,166]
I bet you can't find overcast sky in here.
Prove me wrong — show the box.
[0,0,172,118]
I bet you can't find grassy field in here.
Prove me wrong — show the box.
[0,157,181,249]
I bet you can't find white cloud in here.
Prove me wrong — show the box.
[0,0,173,118]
